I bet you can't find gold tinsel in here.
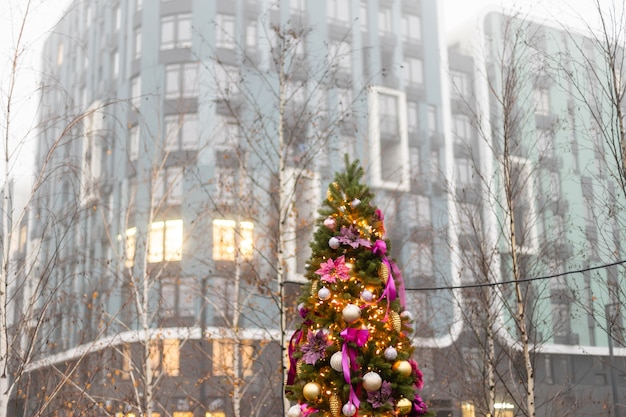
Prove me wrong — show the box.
[378,263,389,284]
[329,393,341,417]
[296,360,304,376]
[390,310,402,333]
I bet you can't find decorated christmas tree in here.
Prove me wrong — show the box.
[285,158,433,417]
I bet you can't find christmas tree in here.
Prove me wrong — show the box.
[285,158,433,417]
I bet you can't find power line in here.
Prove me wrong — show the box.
[406,259,626,292]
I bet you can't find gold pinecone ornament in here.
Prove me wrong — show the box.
[390,310,402,333]
[378,263,389,284]
[329,393,341,417]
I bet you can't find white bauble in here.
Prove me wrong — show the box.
[324,217,336,230]
[360,289,374,302]
[329,237,340,249]
[351,198,361,208]
[342,403,357,417]
[318,287,331,300]
[330,351,345,372]
[362,371,383,392]
[287,405,302,417]
[342,304,361,323]
[400,310,414,321]
[384,346,398,360]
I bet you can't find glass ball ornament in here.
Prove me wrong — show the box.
[351,198,361,208]
[400,310,414,321]
[324,217,336,230]
[329,237,340,249]
[287,405,302,417]
[360,289,374,302]
[396,398,413,415]
[342,304,361,323]
[362,371,382,392]
[342,402,357,417]
[318,287,331,301]
[392,360,412,377]
[330,351,345,372]
[303,382,322,401]
[384,346,398,360]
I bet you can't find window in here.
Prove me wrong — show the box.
[461,402,475,417]
[136,0,142,10]
[214,64,240,99]
[162,278,195,317]
[359,3,368,31]
[125,227,137,267]
[148,339,180,377]
[131,75,141,108]
[134,27,142,59]
[147,219,183,263]
[368,86,410,191]
[403,58,423,86]
[153,166,183,206]
[509,157,537,253]
[212,339,255,377]
[427,105,438,136]
[533,88,550,116]
[212,220,254,261]
[537,128,553,158]
[402,15,421,42]
[164,113,199,151]
[246,20,257,50]
[122,344,132,380]
[112,50,119,78]
[327,0,350,23]
[455,158,473,187]
[165,62,199,99]
[285,170,321,281]
[57,43,64,66]
[450,70,470,98]
[407,101,418,133]
[129,124,140,160]
[329,41,351,73]
[81,102,104,202]
[406,194,431,227]
[161,14,192,50]
[452,114,471,145]
[115,6,121,31]
[216,14,236,49]
[378,8,392,36]
[337,87,352,114]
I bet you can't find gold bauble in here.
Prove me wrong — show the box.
[393,360,412,377]
[329,393,341,417]
[397,397,413,415]
[390,310,402,333]
[303,382,322,401]
[378,263,389,284]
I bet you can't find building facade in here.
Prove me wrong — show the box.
[10,1,458,416]
[442,9,626,417]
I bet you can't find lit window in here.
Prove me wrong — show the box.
[164,113,199,151]
[327,0,350,23]
[147,219,183,263]
[402,15,421,42]
[461,401,475,417]
[212,339,254,376]
[122,344,132,380]
[165,62,199,99]
[368,86,410,191]
[216,14,236,49]
[403,58,423,86]
[163,339,180,376]
[125,227,137,267]
[161,14,192,50]
[212,220,254,261]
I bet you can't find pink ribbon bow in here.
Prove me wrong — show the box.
[340,327,370,408]
[372,240,406,317]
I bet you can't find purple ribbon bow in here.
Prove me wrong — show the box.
[372,240,406,317]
